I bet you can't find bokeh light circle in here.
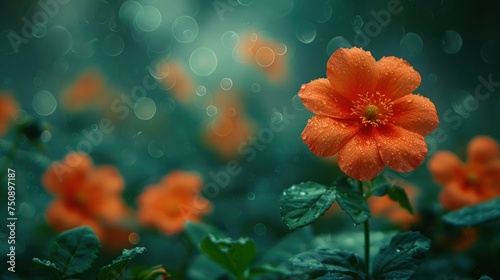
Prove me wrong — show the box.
[221,31,240,49]
[172,16,199,43]
[255,47,275,67]
[295,21,316,44]
[480,40,500,64]
[326,36,352,56]
[441,30,462,54]
[102,34,125,56]
[189,47,218,76]
[134,97,156,120]
[33,90,57,116]
[220,78,233,90]
[400,33,423,56]
[135,6,162,32]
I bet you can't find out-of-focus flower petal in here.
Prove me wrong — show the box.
[467,136,499,164]
[428,151,463,184]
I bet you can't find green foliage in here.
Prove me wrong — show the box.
[184,221,226,248]
[136,265,169,280]
[288,248,365,279]
[32,226,101,279]
[280,181,337,230]
[97,247,147,280]
[370,176,414,214]
[443,197,500,226]
[200,234,257,280]
[331,176,370,225]
[372,231,431,280]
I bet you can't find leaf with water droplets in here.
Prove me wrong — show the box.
[372,231,431,280]
[442,196,500,226]
[288,248,365,279]
[97,247,147,280]
[200,234,257,279]
[331,176,370,225]
[279,182,337,230]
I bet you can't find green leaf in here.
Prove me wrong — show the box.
[280,182,337,230]
[369,176,391,197]
[136,265,169,280]
[200,234,257,279]
[32,257,61,277]
[372,231,431,280]
[332,176,370,225]
[387,185,414,215]
[288,248,365,279]
[49,226,101,278]
[315,272,357,280]
[184,221,226,248]
[97,247,147,280]
[443,197,500,226]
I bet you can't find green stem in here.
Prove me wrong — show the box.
[359,180,370,279]
[364,216,370,279]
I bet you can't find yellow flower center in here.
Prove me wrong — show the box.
[352,92,393,126]
[466,172,479,185]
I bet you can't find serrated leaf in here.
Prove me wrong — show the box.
[387,185,414,215]
[97,247,147,280]
[200,234,257,279]
[332,176,370,225]
[315,272,357,280]
[373,231,431,280]
[49,226,100,278]
[288,248,365,279]
[32,257,61,277]
[280,182,337,230]
[443,197,500,226]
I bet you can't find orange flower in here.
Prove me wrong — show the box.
[155,60,195,102]
[204,90,255,159]
[369,182,420,229]
[299,47,439,181]
[428,136,500,210]
[137,171,211,235]
[61,70,106,111]
[0,92,18,135]
[42,153,131,249]
[237,32,289,83]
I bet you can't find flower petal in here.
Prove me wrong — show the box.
[42,153,93,195]
[337,126,384,181]
[298,78,352,118]
[428,151,464,184]
[375,56,421,100]
[301,116,361,157]
[439,181,478,210]
[467,136,499,164]
[391,94,439,135]
[374,124,428,172]
[326,47,378,100]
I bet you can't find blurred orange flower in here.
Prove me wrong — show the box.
[299,47,439,181]
[42,152,132,249]
[428,136,500,210]
[61,70,106,111]
[0,92,18,136]
[369,182,420,229]
[155,60,195,102]
[204,90,255,159]
[137,171,211,235]
[238,32,289,83]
